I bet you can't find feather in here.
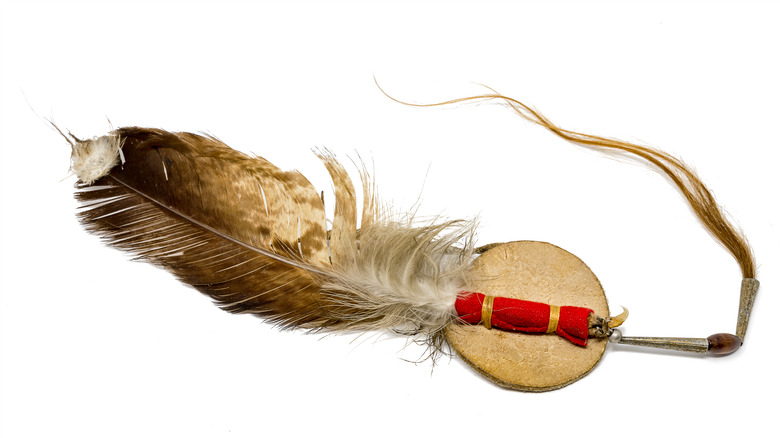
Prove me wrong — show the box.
[66,127,475,350]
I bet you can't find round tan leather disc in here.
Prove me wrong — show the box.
[445,241,609,392]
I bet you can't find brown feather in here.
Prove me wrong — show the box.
[75,127,333,326]
[317,151,358,265]
[70,127,476,344]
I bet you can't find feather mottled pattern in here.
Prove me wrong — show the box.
[69,127,476,348]
[75,128,330,325]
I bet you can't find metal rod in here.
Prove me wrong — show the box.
[616,335,709,353]
[736,278,760,342]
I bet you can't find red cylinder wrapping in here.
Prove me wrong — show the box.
[454,292,592,346]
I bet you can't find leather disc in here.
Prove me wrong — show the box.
[445,241,609,392]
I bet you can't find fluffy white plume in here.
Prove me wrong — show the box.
[69,134,123,184]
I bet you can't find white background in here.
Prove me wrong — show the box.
[1,1,778,436]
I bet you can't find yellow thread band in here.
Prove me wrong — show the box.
[481,295,494,330]
[547,305,561,333]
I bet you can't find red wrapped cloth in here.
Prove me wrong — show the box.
[455,292,593,346]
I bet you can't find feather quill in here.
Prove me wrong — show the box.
[66,127,475,350]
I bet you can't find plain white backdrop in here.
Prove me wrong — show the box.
[1,1,778,436]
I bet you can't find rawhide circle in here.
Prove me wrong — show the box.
[445,241,609,392]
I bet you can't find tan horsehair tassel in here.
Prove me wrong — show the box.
[60,87,759,391]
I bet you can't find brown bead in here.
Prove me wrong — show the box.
[707,333,742,355]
